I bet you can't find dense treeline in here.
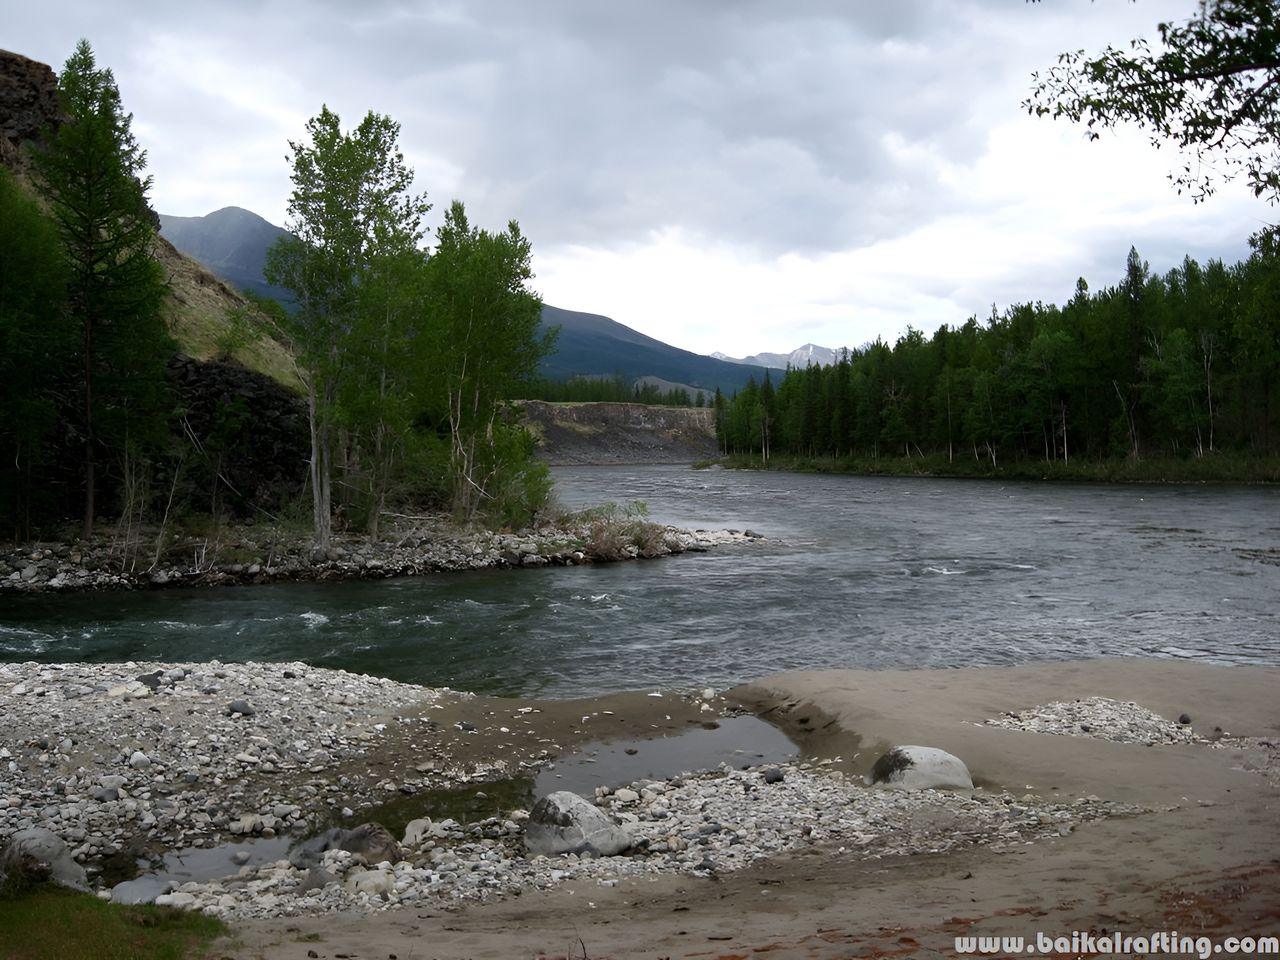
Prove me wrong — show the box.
[523,374,709,407]
[716,245,1280,470]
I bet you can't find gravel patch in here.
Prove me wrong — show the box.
[168,762,1147,921]
[980,696,1203,744]
[0,660,449,868]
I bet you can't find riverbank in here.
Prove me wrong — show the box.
[0,510,763,594]
[712,451,1280,484]
[2,659,1276,957]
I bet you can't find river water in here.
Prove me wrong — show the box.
[1,466,1277,697]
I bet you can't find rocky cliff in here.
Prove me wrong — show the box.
[518,400,718,465]
[0,48,60,168]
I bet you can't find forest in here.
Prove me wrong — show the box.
[715,243,1280,475]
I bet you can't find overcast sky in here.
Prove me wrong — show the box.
[7,1,1270,357]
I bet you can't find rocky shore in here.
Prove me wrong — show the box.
[0,514,764,594]
[7,657,1264,935]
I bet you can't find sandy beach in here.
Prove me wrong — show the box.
[189,658,1280,959]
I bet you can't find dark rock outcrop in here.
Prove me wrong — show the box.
[0,49,60,170]
[0,49,59,143]
[167,353,308,516]
[518,400,717,465]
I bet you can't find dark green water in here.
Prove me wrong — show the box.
[2,466,1277,696]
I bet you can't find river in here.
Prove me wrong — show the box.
[1,466,1276,697]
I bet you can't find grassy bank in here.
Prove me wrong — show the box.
[706,452,1280,484]
[0,887,225,960]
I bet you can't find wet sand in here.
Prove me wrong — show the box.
[214,658,1280,959]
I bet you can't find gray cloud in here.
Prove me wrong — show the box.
[7,0,1265,354]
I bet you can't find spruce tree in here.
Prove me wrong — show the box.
[28,39,171,538]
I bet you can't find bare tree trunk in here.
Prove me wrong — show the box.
[308,379,332,551]
[82,318,95,540]
[1112,380,1140,459]
[1061,402,1069,465]
[1201,332,1215,452]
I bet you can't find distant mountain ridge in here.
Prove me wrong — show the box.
[712,343,848,369]
[157,207,780,395]
[157,207,294,304]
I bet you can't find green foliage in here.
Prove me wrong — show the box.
[265,106,431,544]
[715,246,1280,469]
[558,501,670,560]
[0,885,225,960]
[0,167,71,539]
[23,39,174,538]
[214,305,260,361]
[424,200,556,524]
[1026,0,1280,205]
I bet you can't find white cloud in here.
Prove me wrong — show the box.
[6,0,1269,357]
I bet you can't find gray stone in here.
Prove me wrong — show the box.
[288,822,401,869]
[129,750,151,769]
[525,791,631,858]
[0,827,88,891]
[227,699,255,717]
[296,865,338,894]
[867,745,973,791]
[763,767,785,784]
[110,876,174,904]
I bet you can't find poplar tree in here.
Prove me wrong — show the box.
[28,39,171,538]
[265,107,429,549]
[424,201,555,524]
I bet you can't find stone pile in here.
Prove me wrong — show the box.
[0,660,444,871]
[159,761,1145,920]
[980,696,1203,744]
[0,520,763,594]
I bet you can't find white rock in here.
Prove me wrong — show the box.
[868,745,973,791]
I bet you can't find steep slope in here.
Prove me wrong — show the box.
[158,206,294,304]
[0,48,298,391]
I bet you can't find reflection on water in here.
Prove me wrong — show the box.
[2,466,1277,696]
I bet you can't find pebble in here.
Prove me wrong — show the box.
[981,697,1204,745]
[154,760,1147,922]
[0,517,759,595]
[0,660,440,878]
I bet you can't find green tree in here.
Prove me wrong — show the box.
[265,106,429,548]
[424,200,555,524]
[28,39,172,538]
[1026,0,1280,205]
[0,167,71,538]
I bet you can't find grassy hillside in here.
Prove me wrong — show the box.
[153,232,301,391]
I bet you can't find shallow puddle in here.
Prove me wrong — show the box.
[534,713,796,796]
[124,712,796,888]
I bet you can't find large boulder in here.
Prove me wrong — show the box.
[867,745,974,791]
[288,822,401,869]
[0,827,88,892]
[525,791,631,858]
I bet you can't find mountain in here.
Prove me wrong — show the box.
[157,207,294,304]
[540,305,781,394]
[158,208,780,395]
[712,343,848,369]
